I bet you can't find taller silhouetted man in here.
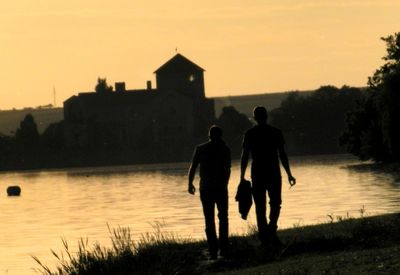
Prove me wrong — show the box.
[240,106,296,247]
[188,125,231,259]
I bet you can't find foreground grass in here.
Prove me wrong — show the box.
[222,245,400,274]
[34,213,400,274]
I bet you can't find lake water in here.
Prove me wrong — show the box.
[0,154,399,274]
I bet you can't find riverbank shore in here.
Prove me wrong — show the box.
[34,212,400,274]
[220,212,400,274]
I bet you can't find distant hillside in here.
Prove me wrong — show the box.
[0,108,63,135]
[213,91,313,117]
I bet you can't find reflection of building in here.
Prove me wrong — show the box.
[64,54,215,161]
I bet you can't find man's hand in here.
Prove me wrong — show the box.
[288,175,296,188]
[188,183,196,195]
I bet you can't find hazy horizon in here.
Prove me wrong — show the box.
[1,1,399,109]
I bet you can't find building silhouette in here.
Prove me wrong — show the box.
[63,54,215,162]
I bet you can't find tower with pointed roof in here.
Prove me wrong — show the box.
[154,53,205,99]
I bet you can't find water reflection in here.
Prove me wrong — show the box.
[0,154,399,274]
[346,162,400,187]
[65,162,188,178]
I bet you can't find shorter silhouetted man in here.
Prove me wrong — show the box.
[240,106,296,247]
[188,125,231,259]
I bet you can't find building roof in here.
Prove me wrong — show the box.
[65,87,196,109]
[74,90,155,106]
[154,53,205,74]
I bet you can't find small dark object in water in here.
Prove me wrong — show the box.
[7,186,21,196]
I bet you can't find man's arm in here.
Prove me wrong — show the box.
[278,145,296,187]
[224,148,231,184]
[240,147,249,181]
[188,148,199,195]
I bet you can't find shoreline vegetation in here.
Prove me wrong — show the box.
[34,212,400,275]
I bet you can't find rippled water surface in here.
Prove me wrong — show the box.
[0,155,399,274]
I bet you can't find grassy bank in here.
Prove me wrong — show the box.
[34,212,400,274]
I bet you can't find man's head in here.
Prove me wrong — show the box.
[253,106,268,124]
[209,125,223,141]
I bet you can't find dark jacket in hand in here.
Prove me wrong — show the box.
[235,179,253,220]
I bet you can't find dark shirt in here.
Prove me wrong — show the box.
[191,140,231,190]
[242,124,284,178]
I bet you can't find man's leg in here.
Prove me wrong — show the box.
[252,181,269,245]
[216,188,229,256]
[200,190,218,258]
[267,179,282,245]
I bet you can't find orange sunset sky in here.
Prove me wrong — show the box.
[1,0,399,110]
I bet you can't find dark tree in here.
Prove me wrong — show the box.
[216,106,252,158]
[0,133,16,168]
[95,77,113,93]
[341,32,400,161]
[270,86,363,155]
[42,121,66,150]
[15,114,40,148]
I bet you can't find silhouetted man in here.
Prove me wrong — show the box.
[188,125,231,259]
[240,106,296,247]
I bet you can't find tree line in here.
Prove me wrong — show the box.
[213,87,363,158]
[340,32,400,162]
